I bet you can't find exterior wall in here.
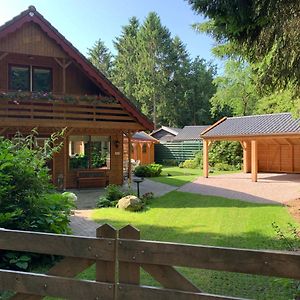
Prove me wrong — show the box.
[123,138,155,166]
[0,23,67,58]
[253,141,300,174]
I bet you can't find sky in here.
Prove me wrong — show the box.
[0,0,220,66]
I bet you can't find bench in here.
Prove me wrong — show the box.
[77,169,109,189]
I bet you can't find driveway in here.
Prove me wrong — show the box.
[178,173,300,204]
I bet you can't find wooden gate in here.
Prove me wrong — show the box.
[0,225,300,299]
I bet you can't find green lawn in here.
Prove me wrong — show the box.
[84,191,299,299]
[149,166,239,186]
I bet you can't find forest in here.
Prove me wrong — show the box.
[87,0,299,128]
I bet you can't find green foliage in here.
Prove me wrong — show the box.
[188,0,300,111]
[209,141,242,170]
[140,192,155,205]
[162,159,179,166]
[69,154,88,169]
[134,163,163,177]
[87,38,112,76]
[182,159,198,169]
[96,184,137,208]
[213,162,236,171]
[0,131,75,270]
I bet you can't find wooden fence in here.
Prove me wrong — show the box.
[0,225,300,299]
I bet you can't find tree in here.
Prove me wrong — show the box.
[87,39,112,76]
[112,17,140,104]
[134,12,174,128]
[187,0,300,92]
[210,60,258,117]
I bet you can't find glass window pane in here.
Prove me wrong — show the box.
[33,68,52,92]
[10,66,30,91]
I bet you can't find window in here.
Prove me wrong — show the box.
[69,136,110,169]
[33,67,52,92]
[9,65,52,92]
[10,66,30,91]
[142,143,147,153]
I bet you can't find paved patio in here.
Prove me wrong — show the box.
[178,173,300,204]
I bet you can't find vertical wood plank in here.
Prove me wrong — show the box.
[118,225,140,285]
[63,135,68,190]
[96,224,117,284]
[203,139,209,178]
[251,140,258,182]
[127,133,132,183]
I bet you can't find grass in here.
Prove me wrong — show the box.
[82,191,299,299]
[149,166,239,186]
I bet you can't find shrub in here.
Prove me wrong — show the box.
[182,159,198,169]
[134,163,163,177]
[141,192,155,205]
[0,130,75,270]
[213,162,235,171]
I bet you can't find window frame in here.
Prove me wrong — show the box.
[8,64,30,92]
[32,66,53,92]
[8,64,53,92]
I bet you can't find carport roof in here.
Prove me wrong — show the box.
[202,113,300,138]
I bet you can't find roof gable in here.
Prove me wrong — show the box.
[0,6,153,130]
[151,126,181,137]
[202,113,300,138]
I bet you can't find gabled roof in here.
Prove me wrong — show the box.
[0,6,153,130]
[173,125,209,141]
[202,113,300,138]
[132,131,159,143]
[150,126,181,137]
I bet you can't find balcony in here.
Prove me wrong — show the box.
[0,91,140,130]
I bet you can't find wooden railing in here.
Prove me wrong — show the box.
[0,225,299,299]
[0,96,137,128]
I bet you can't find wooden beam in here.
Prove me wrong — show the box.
[251,140,258,182]
[203,139,209,178]
[0,52,8,61]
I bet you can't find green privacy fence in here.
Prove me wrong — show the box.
[155,140,202,164]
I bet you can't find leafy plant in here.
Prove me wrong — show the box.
[134,163,163,177]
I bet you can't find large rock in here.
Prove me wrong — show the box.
[117,195,143,212]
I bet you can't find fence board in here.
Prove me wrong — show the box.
[117,284,246,300]
[142,264,201,292]
[119,225,140,285]
[0,228,115,260]
[11,257,95,300]
[0,270,113,300]
[118,240,300,280]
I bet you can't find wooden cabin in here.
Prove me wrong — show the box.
[201,113,300,182]
[123,132,158,167]
[0,6,153,189]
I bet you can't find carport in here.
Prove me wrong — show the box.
[201,113,300,182]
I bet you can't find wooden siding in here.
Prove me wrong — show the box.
[257,141,300,173]
[0,22,67,58]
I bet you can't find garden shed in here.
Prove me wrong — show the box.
[123,131,158,165]
[154,125,208,164]
[150,126,181,142]
[201,113,300,182]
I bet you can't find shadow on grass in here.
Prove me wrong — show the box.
[89,219,298,300]
[151,191,280,208]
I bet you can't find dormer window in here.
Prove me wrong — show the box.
[9,65,52,92]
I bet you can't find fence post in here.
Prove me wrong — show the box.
[96,224,117,299]
[118,225,140,285]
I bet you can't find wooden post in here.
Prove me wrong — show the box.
[147,142,151,164]
[203,139,209,178]
[63,135,68,190]
[241,141,251,173]
[251,140,258,182]
[96,224,117,299]
[118,225,140,285]
[127,133,132,183]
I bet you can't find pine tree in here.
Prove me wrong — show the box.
[87,39,112,77]
[111,17,140,104]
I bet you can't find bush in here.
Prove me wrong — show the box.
[0,131,75,270]
[182,159,198,169]
[140,192,155,205]
[213,162,236,171]
[209,141,242,170]
[134,163,163,177]
[96,184,137,208]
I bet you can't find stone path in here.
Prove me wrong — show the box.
[178,172,300,204]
